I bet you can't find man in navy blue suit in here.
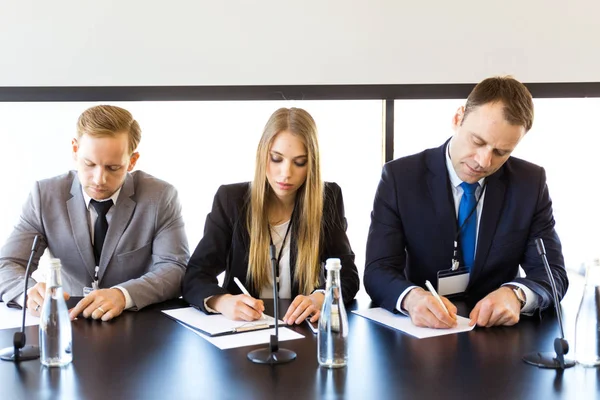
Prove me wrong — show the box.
[364,76,568,328]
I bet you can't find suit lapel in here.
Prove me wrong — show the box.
[469,170,506,284]
[98,174,136,282]
[426,141,458,248]
[66,175,96,279]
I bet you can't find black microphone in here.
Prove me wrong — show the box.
[522,238,575,369]
[247,244,296,364]
[1,235,42,362]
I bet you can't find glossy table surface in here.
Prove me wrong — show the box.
[1,276,598,400]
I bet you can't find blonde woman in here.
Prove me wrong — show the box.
[183,107,359,325]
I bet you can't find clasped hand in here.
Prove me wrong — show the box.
[26,282,126,322]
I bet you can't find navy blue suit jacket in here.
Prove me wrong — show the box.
[183,182,360,312]
[364,140,567,313]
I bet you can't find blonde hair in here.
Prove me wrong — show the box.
[77,105,141,154]
[247,108,323,295]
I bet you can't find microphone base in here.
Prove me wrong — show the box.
[522,352,576,369]
[247,348,296,365]
[0,345,40,362]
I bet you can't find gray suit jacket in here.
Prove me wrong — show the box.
[0,170,189,310]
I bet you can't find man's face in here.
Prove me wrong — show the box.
[450,102,526,183]
[72,132,139,200]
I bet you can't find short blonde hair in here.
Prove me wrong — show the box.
[76,105,141,154]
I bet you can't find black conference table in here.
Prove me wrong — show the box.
[1,280,598,400]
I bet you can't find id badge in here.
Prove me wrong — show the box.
[437,268,470,297]
[83,280,99,296]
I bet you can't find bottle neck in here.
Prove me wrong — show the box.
[47,267,63,288]
[326,269,341,290]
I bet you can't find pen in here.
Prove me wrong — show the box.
[424,280,451,316]
[233,277,265,320]
[233,323,269,333]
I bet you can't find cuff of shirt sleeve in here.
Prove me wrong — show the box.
[503,282,539,315]
[396,286,418,316]
[113,286,134,310]
[7,293,26,310]
[204,296,219,314]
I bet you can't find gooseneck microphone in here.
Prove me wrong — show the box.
[247,244,296,364]
[1,235,41,362]
[522,238,575,369]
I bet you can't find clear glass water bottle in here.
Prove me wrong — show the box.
[575,258,600,367]
[318,258,348,368]
[39,258,73,367]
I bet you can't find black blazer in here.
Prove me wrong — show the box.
[364,140,568,313]
[183,182,360,312]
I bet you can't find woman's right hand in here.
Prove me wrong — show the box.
[207,294,265,321]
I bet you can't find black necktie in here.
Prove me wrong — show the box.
[90,199,114,266]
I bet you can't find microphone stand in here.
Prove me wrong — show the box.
[247,245,296,364]
[1,235,41,362]
[522,238,575,369]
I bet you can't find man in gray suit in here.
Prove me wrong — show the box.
[0,105,189,321]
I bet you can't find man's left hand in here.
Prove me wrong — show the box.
[469,287,521,327]
[69,288,126,322]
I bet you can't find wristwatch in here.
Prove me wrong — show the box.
[506,285,526,310]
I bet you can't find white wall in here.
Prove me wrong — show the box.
[1,0,599,86]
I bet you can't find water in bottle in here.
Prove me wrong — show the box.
[574,258,600,367]
[39,258,73,367]
[318,258,348,368]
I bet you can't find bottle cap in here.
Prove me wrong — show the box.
[325,258,342,271]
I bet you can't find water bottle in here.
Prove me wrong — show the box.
[574,258,600,367]
[39,258,73,367]
[318,258,348,368]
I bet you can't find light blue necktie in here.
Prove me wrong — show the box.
[458,182,479,270]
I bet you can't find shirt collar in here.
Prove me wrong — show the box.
[445,138,486,189]
[82,187,122,210]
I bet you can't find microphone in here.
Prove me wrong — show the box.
[247,244,296,364]
[1,235,42,362]
[522,238,575,369]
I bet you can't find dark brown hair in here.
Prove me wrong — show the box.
[463,76,534,132]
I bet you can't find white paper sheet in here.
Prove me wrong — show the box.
[0,303,39,330]
[352,307,474,339]
[177,321,305,350]
[162,307,279,336]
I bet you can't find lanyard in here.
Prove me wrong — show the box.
[451,181,487,270]
[268,206,295,287]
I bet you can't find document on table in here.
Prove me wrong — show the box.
[176,321,304,350]
[0,302,39,330]
[162,307,304,350]
[352,307,474,339]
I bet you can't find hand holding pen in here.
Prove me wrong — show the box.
[204,278,265,322]
[402,280,458,328]
[233,277,266,320]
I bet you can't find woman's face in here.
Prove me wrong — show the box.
[266,130,308,204]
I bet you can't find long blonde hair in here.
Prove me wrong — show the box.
[246,108,323,295]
